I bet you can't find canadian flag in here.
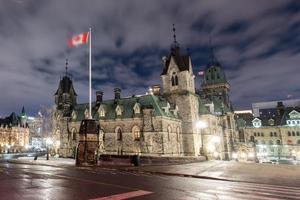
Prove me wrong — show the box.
[68,32,89,47]
[198,70,205,76]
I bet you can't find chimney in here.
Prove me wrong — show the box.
[96,90,103,104]
[152,85,161,96]
[114,88,121,100]
[277,101,285,116]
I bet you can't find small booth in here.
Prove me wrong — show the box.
[76,119,100,166]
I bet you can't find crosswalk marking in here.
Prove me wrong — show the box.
[178,182,300,200]
[89,190,153,200]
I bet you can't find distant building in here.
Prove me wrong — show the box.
[52,32,237,160]
[236,101,300,161]
[0,107,30,153]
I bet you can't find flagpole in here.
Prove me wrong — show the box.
[89,27,92,119]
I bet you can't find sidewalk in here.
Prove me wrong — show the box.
[9,156,75,167]
[121,161,300,187]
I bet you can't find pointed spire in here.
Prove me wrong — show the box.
[65,59,69,76]
[21,106,27,118]
[208,35,219,66]
[172,24,179,47]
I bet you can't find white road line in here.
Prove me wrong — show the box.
[224,184,300,196]
[207,187,300,200]
[89,190,153,200]
[232,182,300,191]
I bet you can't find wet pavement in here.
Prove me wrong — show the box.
[1,160,300,200]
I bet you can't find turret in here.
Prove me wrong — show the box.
[54,59,77,117]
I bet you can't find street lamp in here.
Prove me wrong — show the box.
[196,120,207,156]
[46,138,53,160]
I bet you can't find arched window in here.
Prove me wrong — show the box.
[261,132,264,137]
[258,132,260,137]
[132,126,141,141]
[276,140,281,145]
[254,132,257,137]
[288,131,291,136]
[297,131,300,136]
[292,131,296,136]
[171,72,178,86]
[269,140,273,145]
[176,127,180,142]
[167,126,171,141]
[274,132,277,137]
[116,127,122,141]
[71,128,77,140]
[270,132,273,137]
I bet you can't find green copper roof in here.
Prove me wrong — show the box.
[71,94,179,122]
[202,65,228,86]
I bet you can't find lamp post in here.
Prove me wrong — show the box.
[196,120,207,156]
[46,138,53,160]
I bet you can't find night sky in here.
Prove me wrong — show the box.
[0,0,300,116]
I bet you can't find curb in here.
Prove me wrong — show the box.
[6,159,75,168]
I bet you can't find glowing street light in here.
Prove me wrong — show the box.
[195,120,207,156]
[45,137,53,160]
[196,120,208,129]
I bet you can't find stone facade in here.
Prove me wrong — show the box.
[0,108,29,153]
[236,104,300,161]
[53,39,237,159]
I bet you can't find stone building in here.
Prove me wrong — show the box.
[236,101,300,161]
[53,35,237,159]
[0,107,30,153]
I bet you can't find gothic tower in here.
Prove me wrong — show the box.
[20,106,28,128]
[201,43,231,109]
[161,25,201,156]
[54,60,77,117]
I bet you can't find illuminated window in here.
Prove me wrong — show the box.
[99,109,105,117]
[132,126,141,141]
[116,105,123,116]
[72,111,77,120]
[133,103,141,114]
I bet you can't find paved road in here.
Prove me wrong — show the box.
[0,161,300,200]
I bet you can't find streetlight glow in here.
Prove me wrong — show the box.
[196,120,207,129]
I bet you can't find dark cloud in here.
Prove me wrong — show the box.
[0,0,299,115]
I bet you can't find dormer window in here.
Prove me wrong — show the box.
[268,119,274,126]
[133,103,141,114]
[98,105,106,117]
[163,102,171,113]
[84,109,89,119]
[252,118,262,128]
[116,105,123,116]
[171,72,178,86]
[172,105,178,116]
[71,111,77,120]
